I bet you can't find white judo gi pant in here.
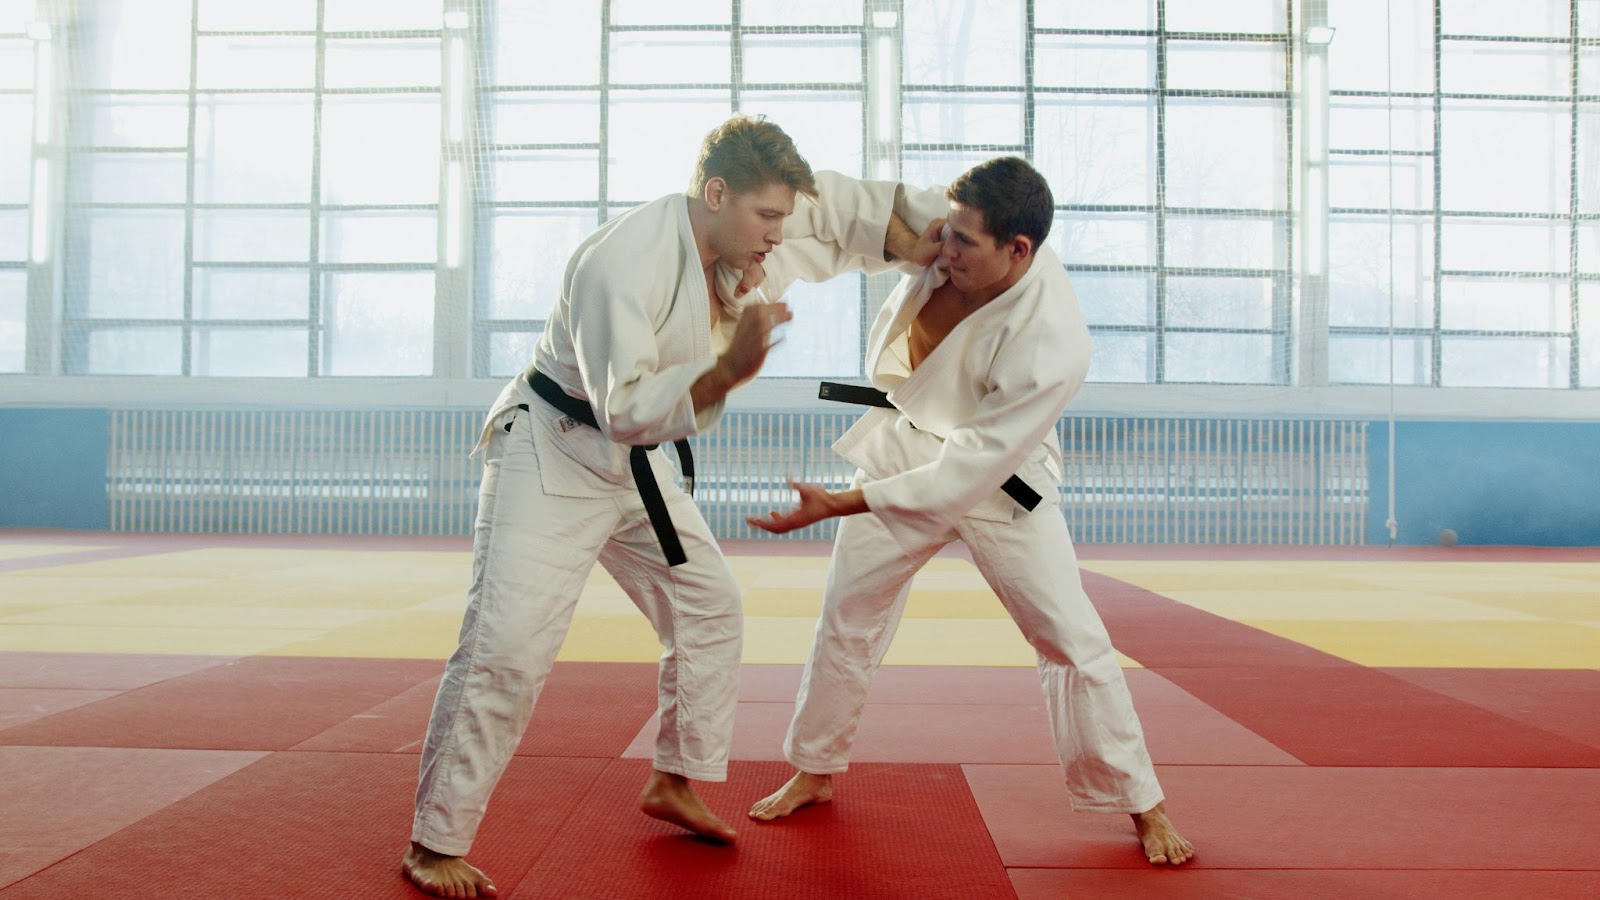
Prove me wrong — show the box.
[785,476,1164,814]
[412,409,743,856]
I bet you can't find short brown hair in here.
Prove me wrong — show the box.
[947,156,1054,248]
[689,115,818,200]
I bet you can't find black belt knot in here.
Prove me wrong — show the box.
[521,370,695,566]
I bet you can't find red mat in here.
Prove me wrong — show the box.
[0,656,442,751]
[1117,670,1302,766]
[786,700,1059,764]
[511,758,1014,900]
[966,763,1600,871]
[1156,665,1600,767]
[738,664,1044,704]
[294,661,660,758]
[289,678,441,753]
[1083,573,1600,767]
[1382,668,1600,751]
[0,651,232,690]
[1010,867,1600,899]
[628,699,1060,765]
[729,667,1299,766]
[1073,544,1600,562]
[0,745,264,889]
[0,751,607,900]
[0,688,119,730]
[622,701,789,762]
[1083,571,1357,669]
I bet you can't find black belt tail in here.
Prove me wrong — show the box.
[628,446,687,567]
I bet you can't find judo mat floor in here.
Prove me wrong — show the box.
[0,530,1596,899]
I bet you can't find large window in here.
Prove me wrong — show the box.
[474,0,868,378]
[61,0,440,376]
[1328,0,1600,388]
[0,2,34,373]
[478,0,1295,384]
[9,0,1595,392]
[1030,1,1293,384]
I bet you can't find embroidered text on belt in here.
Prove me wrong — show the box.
[817,381,1043,511]
[521,370,696,567]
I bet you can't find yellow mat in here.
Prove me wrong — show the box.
[3,543,1596,669]
[0,543,114,561]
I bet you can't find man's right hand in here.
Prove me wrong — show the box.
[885,213,947,268]
[909,218,947,267]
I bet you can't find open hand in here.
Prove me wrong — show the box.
[718,300,793,387]
[746,481,844,534]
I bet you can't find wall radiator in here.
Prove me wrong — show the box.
[107,409,1368,544]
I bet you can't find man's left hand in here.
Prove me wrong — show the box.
[747,482,865,534]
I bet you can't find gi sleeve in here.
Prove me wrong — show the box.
[858,318,1091,555]
[715,172,956,302]
[895,180,951,233]
[739,170,905,301]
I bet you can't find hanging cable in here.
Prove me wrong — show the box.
[1383,0,1399,546]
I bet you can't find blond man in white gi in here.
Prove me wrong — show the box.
[403,116,944,898]
[744,157,1194,866]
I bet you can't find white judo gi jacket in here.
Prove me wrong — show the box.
[476,170,908,494]
[761,183,1092,557]
[842,239,1090,555]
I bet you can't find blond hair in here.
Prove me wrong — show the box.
[688,115,818,200]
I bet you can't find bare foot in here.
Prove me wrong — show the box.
[748,770,833,821]
[402,841,498,898]
[639,769,738,843]
[1131,803,1194,866]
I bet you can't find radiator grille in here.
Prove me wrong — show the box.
[108,409,483,535]
[107,409,1367,544]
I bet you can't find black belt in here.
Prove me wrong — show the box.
[519,370,695,567]
[817,381,1043,512]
